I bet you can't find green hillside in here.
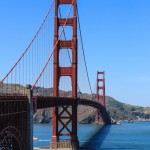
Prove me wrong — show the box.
[106,96,150,121]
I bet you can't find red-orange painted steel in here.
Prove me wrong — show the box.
[96,71,106,123]
[52,0,78,145]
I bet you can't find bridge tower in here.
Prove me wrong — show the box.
[96,71,106,124]
[51,0,79,149]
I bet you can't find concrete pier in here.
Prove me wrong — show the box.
[50,141,79,149]
[26,85,33,150]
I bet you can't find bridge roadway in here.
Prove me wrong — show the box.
[34,96,104,110]
[0,95,110,150]
[0,95,110,124]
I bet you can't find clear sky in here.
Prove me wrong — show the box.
[0,0,150,106]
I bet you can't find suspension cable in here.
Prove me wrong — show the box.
[32,0,75,90]
[0,0,55,84]
[76,4,93,96]
[58,7,83,98]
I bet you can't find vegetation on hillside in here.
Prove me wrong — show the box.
[1,84,150,123]
[106,96,150,121]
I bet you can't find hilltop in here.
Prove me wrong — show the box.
[1,84,149,123]
[106,96,150,121]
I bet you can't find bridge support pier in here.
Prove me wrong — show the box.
[26,85,33,150]
[50,103,79,150]
[51,141,79,149]
[99,111,105,124]
[96,110,104,124]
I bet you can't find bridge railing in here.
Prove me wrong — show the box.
[0,95,28,150]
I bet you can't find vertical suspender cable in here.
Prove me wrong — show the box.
[58,8,83,97]
[76,4,93,97]
[32,1,74,90]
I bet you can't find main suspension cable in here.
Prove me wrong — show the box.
[76,4,93,97]
[32,0,75,90]
[0,0,55,84]
[58,7,83,98]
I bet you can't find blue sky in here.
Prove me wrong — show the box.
[0,0,150,106]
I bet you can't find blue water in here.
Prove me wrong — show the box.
[34,121,150,149]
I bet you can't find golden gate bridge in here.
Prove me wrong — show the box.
[0,0,111,149]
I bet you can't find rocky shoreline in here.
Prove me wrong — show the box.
[33,105,97,124]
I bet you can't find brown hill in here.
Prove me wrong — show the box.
[1,84,150,123]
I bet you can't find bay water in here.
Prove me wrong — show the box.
[34,121,150,149]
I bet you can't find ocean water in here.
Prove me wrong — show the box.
[33,121,150,149]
